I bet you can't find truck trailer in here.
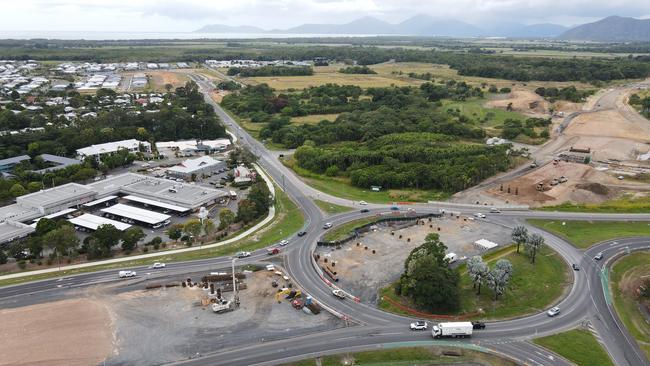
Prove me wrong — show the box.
[431,322,473,338]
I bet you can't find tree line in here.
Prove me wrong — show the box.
[227,66,313,77]
[534,86,595,103]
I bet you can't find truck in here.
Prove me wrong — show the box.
[431,322,473,339]
[118,270,137,278]
[332,289,345,299]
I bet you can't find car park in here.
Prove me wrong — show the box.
[409,320,428,330]
[236,251,251,258]
[323,222,333,229]
[547,306,561,317]
[594,252,603,260]
[472,321,486,330]
[151,262,165,269]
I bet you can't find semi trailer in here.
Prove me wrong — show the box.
[431,322,473,338]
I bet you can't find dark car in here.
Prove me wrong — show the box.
[297,231,307,237]
[572,263,580,271]
[472,321,486,330]
[360,209,370,213]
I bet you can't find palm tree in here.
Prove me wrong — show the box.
[525,233,545,264]
[511,226,528,254]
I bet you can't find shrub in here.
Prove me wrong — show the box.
[17,260,27,270]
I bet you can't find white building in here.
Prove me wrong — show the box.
[76,139,151,160]
[167,156,227,180]
[234,165,255,185]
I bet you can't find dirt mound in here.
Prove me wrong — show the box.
[575,182,610,195]
[486,89,550,116]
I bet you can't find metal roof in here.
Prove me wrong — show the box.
[101,203,170,225]
[83,195,118,208]
[123,195,189,213]
[68,213,131,231]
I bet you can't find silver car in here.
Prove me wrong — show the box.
[547,306,560,317]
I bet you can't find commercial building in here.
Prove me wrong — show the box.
[17,183,96,215]
[0,221,35,245]
[234,165,255,185]
[101,204,170,228]
[155,138,231,157]
[166,156,227,180]
[122,195,190,215]
[76,139,151,160]
[69,213,131,232]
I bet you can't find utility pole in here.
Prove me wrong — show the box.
[232,258,239,307]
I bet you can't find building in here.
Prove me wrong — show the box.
[166,156,226,180]
[234,165,255,185]
[155,138,231,157]
[0,155,30,172]
[16,183,96,215]
[0,220,35,245]
[76,139,151,160]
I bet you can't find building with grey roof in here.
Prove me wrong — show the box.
[0,155,30,172]
[16,183,96,215]
[0,220,35,245]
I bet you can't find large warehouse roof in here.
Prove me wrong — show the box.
[69,213,131,231]
[122,195,189,213]
[0,221,35,245]
[83,195,118,208]
[101,204,170,225]
[17,183,94,209]
[167,156,222,175]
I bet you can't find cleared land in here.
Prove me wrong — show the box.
[534,329,614,366]
[284,346,517,366]
[485,89,550,117]
[611,253,650,359]
[291,113,339,125]
[539,193,650,213]
[528,220,650,248]
[0,298,114,366]
[148,70,190,91]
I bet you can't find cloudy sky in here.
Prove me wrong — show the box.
[1,0,649,32]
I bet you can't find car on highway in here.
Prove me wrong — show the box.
[267,247,280,255]
[594,252,604,260]
[236,251,251,258]
[572,263,580,271]
[390,206,399,211]
[279,239,289,246]
[489,207,500,213]
[547,306,561,317]
[118,270,137,278]
[323,222,333,229]
[472,321,486,330]
[297,231,307,237]
[359,201,368,205]
[151,262,166,269]
[474,213,486,219]
[409,320,428,330]
[360,208,369,213]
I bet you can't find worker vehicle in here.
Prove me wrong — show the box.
[332,289,345,299]
[410,320,428,330]
[151,262,165,269]
[431,322,473,338]
[547,306,561,317]
[212,299,234,314]
[118,270,137,278]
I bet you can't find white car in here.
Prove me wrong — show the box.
[410,320,428,330]
[279,239,289,246]
[236,251,251,258]
[359,201,368,205]
[118,270,137,278]
[474,213,486,219]
[151,262,165,269]
[594,252,604,260]
[547,306,561,317]
[323,222,333,229]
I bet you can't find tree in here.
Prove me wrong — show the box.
[183,219,203,241]
[397,234,460,312]
[26,236,44,258]
[511,226,528,254]
[467,255,489,295]
[35,217,58,237]
[218,208,236,230]
[44,225,79,267]
[121,227,145,252]
[167,224,183,241]
[203,219,216,237]
[236,199,258,223]
[525,233,545,264]
[0,250,6,264]
[494,259,513,280]
[92,224,122,257]
[9,183,26,197]
[164,83,173,92]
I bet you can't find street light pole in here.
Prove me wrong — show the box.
[231,258,239,307]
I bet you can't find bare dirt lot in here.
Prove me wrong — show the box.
[566,109,650,142]
[0,298,114,366]
[106,271,341,366]
[485,89,550,117]
[316,218,511,304]
[148,71,190,91]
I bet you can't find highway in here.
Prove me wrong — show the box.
[1,73,648,366]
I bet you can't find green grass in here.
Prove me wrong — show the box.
[284,346,517,366]
[378,245,569,320]
[539,194,650,213]
[534,329,614,366]
[291,113,340,125]
[528,220,650,249]
[283,157,448,204]
[610,252,650,359]
[0,186,304,288]
[440,98,525,128]
[314,199,353,215]
[322,217,377,242]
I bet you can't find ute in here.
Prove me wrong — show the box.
[410,320,428,331]
[332,289,345,299]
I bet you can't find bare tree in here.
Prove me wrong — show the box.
[511,226,529,254]
[525,233,545,264]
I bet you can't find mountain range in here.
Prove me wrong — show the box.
[196,15,650,41]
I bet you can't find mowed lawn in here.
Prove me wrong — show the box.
[322,217,377,242]
[534,329,614,366]
[313,199,353,215]
[610,252,650,359]
[528,220,650,248]
[441,98,526,128]
[379,245,570,320]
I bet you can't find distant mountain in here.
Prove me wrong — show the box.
[482,22,568,38]
[194,24,266,33]
[397,14,482,37]
[559,16,650,41]
[279,16,396,35]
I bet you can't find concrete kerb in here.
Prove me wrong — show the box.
[0,163,277,282]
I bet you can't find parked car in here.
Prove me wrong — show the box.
[236,251,251,258]
[297,231,307,237]
[279,239,289,246]
[360,209,370,213]
[118,270,137,278]
[472,321,486,330]
[151,262,165,269]
[547,306,561,317]
[594,252,604,260]
[572,263,580,271]
[323,222,333,229]
[409,320,428,330]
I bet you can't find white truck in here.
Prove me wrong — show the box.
[431,322,473,339]
[212,299,234,314]
[118,270,136,278]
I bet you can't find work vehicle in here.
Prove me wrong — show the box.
[323,222,333,229]
[472,321,486,330]
[594,252,604,260]
[410,320,428,330]
[236,251,251,258]
[297,231,307,237]
[267,247,280,255]
[444,252,458,263]
[431,322,473,338]
[489,207,500,213]
[151,262,165,269]
[474,213,486,219]
[212,299,234,314]
[547,306,561,317]
[279,239,289,246]
[118,270,137,278]
[332,289,345,299]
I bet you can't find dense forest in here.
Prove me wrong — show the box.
[534,86,595,102]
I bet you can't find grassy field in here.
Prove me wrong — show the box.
[441,98,527,129]
[528,220,650,248]
[284,346,517,366]
[314,199,353,215]
[291,113,340,125]
[610,253,650,359]
[539,194,650,213]
[379,245,569,320]
[534,329,614,366]
[322,217,377,242]
[0,185,304,288]
[283,157,448,204]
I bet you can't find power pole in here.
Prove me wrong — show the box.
[232,258,239,307]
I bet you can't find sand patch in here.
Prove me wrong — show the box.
[565,109,650,142]
[0,298,113,366]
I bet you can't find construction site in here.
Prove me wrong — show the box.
[315,215,511,304]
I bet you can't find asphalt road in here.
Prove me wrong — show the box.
[1,74,648,366]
